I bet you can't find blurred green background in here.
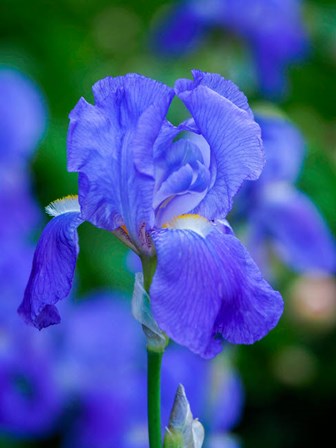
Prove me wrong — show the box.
[1,0,336,447]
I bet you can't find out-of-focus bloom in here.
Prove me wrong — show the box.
[0,321,64,437]
[152,0,308,97]
[0,68,46,166]
[0,68,62,438]
[59,293,147,448]
[0,173,41,241]
[59,293,243,448]
[19,70,283,358]
[234,112,336,275]
[0,68,46,240]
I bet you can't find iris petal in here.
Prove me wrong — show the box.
[150,223,283,358]
[67,74,174,242]
[176,73,264,219]
[154,164,194,209]
[153,137,211,224]
[154,139,205,193]
[18,211,83,329]
[175,69,253,117]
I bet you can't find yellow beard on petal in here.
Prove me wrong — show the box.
[45,195,80,217]
[162,213,213,238]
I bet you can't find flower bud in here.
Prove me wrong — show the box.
[164,384,204,448]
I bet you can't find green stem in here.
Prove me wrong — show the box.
[141,254,157,294]
[141,254,164,448]
[147,348,163,448]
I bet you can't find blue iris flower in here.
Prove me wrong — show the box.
[152,0,308,97]
[234,113,336,275]
[18,70,283,358]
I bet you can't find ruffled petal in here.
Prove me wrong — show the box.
[150,222,283,358]
[18,210,83,329]
[67,74,174,242]
[176,69,253,117]
[175,71,264,220]
[253,187,336,273]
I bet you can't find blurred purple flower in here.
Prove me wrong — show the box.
[0,68,46,166]
[0,170,41,241]
[152,0,308,97]
[0,68,46,240]
[0,68,62,438]
[0,328,64,437]
[19,70,283,358]
[60,293,147,448]
[60,293,243,448]
[234,113,336,274]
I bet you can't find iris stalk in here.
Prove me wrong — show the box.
[147,348,164,448]
[142,255,165,448]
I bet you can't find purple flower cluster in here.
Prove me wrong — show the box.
[19,70,283,358]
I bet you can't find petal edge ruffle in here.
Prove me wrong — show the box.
[150,225,283,358]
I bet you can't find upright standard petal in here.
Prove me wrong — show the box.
[176,71,264,220]
[176,69,253,117]
[150,219,283,358]
[252,187,336,273]
[18,197,83,329]
[67,74,174,243]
